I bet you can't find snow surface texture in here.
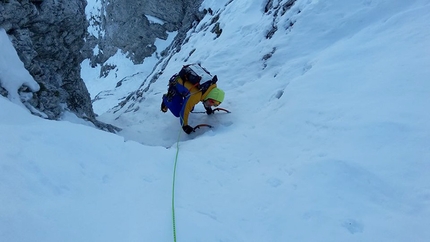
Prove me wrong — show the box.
[2,0,430,241]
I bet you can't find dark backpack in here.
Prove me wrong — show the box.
[169,63,218,97]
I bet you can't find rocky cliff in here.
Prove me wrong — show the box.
[86,0,204,69]
[0,0,118,131]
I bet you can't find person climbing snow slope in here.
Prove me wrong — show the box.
[161,63,226,134]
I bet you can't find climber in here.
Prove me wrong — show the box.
[161,63,225,134]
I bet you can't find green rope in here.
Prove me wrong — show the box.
[171,128,182,242]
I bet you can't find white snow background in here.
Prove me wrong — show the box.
[1,0,430,241]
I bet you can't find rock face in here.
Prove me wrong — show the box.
[0,0,117,130]
[87,0,204,67]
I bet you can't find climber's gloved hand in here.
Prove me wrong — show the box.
[205,107,214,115]
[161,100,168,113]
[182,125,194,134]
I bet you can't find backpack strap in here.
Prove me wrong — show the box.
[168,74,178,86]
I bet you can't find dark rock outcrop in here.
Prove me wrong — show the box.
[86,0,204,68]
[0,0,118,132]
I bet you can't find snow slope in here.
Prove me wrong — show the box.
[1,0,430,241]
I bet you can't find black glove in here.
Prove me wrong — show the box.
[182,125,194,134]
[161,102,168,113]
[205,107,214,115]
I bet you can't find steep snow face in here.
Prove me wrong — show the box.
[85,0,430,148]
[1,0,428,242]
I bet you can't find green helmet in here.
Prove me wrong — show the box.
[206,87,225,103]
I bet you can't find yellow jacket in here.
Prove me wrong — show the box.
[176,76,217,126]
